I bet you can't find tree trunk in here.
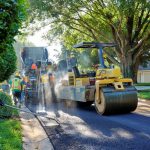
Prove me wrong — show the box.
[131,58,140,83]
[120,54,132,78]
[132,67,138,83]
[120,53,139,83]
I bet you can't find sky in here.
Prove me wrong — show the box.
[27,27,61,63]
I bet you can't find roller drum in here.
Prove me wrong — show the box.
[95,86,138,115]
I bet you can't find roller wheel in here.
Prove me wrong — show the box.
[95,86,138,115]
[95,89,106,115]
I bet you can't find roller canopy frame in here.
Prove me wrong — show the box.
[73,42,116,49]
[74,42,117,68]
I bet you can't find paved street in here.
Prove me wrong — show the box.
[43,100,150,150]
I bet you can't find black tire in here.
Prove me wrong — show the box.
[77,101,93,108]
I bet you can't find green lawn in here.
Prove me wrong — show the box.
[0,119,22,150]
[138,91,150,100]
[134,83,150,86]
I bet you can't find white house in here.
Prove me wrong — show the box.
[137,61,150,83]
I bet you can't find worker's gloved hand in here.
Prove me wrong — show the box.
[0,99,4,106]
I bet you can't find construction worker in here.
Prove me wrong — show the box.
[31,63,37,70]
[48,73,55,87]
[30,63,38,89]
[11,72,23,106]
[21,76,27,103]
[30,63,37,76]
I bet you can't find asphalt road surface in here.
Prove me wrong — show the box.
[38,99,150,150]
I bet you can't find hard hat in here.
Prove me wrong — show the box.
[15,72,20,77]
[47,60,52,66]
[103,53,107,58]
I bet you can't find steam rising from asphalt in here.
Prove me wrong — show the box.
[36,66,83,115]
[54,71,79,109]
[36,72,53,113]
[78,50,97,71]
[79,53,91,69]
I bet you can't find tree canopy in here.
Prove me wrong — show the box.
[30,0,150,82]
[0,0,28,82]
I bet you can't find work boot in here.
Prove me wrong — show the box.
[19,103,21,108]
[14,98,18,106]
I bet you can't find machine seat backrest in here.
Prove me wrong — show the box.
[72,66,80,78]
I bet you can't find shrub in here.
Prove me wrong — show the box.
[0,92,18,118]
[0,0,28,81]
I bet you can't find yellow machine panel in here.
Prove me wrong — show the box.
[68,72,75,86]
[75,78,89,86]
[96,68,122,79]
[61,80,69,86]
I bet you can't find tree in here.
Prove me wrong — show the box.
[29,0,150,82]
[0,47,16,82]
[0,0,28,82]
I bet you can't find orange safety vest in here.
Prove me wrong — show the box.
[31,63,37,70]
[50,75,55,82]
[12,78,21,90]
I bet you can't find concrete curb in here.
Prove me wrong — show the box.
[19,105,54,150]
[138,98,150,102]
[135,86,150,91]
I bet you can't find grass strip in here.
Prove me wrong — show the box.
[134,83,150,86]
[0,119,22,150]
[138,91,150,100]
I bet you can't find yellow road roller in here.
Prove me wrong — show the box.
[55,42,138,115]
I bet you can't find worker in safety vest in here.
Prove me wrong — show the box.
[21,76,27,103]
[30,63,38,89]
[31,63,37,70]
[11,72,23,105]
[30,63,37,76]
[49,73,55,89]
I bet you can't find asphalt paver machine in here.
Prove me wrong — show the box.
[55,42,138,115]
[21,47,52,111]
